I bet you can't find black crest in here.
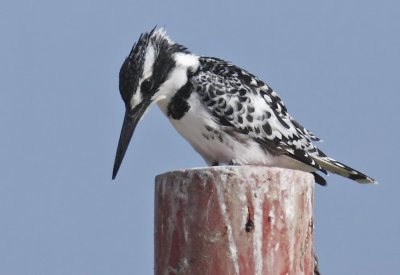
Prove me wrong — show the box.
[119,28,157,104]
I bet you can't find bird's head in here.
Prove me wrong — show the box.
[112,28,195,179]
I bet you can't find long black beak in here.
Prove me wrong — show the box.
[112,100,150,179]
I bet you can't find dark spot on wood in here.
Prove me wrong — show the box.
[245,204,255,233]
[245,219,254,233]
[222,225,228,237]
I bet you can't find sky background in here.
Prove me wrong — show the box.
[1,0,398,274]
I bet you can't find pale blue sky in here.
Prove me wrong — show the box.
[1,1,398,274]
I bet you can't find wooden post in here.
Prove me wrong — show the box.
[154,166,315,275]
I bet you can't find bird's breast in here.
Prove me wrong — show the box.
[157,93,276,166]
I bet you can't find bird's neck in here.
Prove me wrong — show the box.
[155,53,200,114]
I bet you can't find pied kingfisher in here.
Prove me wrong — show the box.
[112,28,375,185]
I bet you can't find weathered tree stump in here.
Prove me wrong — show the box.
[155,166,315,275]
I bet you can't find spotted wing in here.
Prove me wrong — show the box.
[192,57,326,173]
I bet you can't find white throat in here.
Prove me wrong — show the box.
[154,53,200,113]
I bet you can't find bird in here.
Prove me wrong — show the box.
[112,27,375,185]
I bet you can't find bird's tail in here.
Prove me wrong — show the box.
[313,156,376,184]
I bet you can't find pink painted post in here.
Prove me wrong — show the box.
[154,166,316,275]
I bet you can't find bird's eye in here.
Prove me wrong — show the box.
[141,78,152,92]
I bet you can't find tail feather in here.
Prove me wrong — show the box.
[312,172,327,186]
[313,156,376,184]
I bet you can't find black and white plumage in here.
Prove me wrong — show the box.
[112,28,375,185]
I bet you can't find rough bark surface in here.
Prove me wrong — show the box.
[154,166,315,275]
